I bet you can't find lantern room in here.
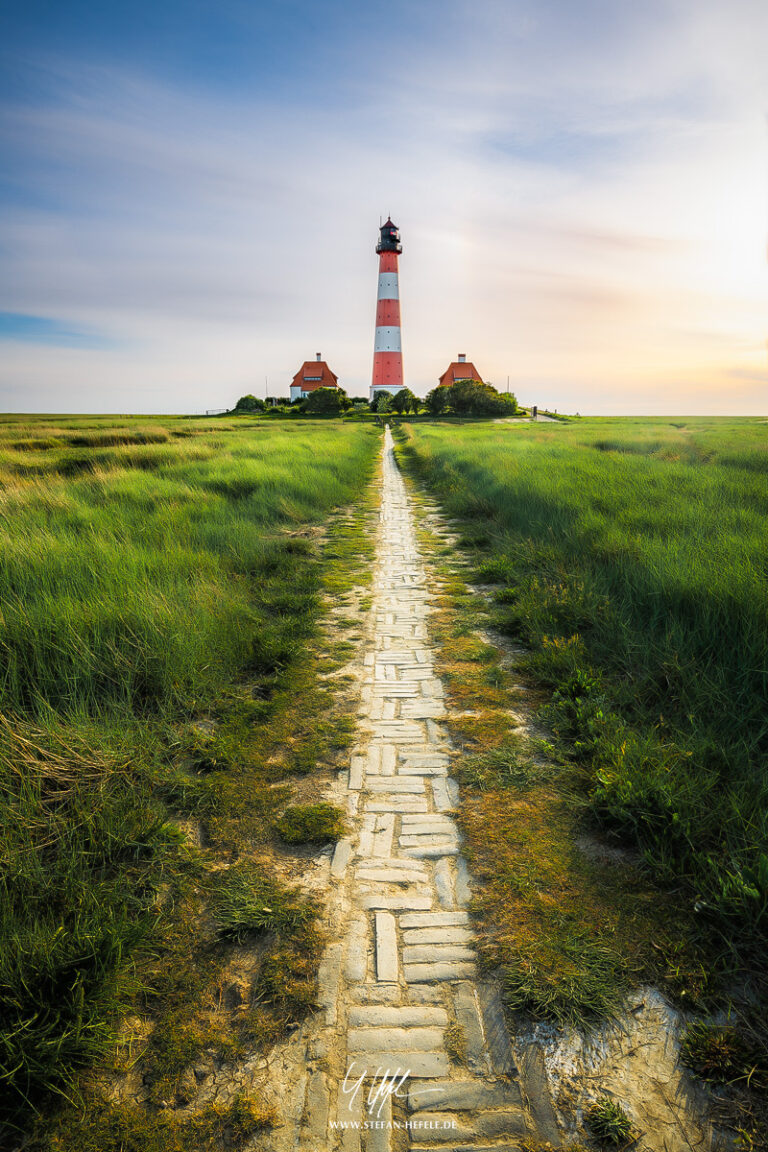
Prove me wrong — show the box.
[376,217,402,254]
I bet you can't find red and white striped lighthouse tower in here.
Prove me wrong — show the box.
[371,217,404,399]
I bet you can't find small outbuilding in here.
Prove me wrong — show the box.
[438,353,483,387]
[290,353,340,402]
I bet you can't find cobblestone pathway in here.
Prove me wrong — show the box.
[290,430,554,1152]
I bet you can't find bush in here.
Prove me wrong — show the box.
[273,803,345,844]
[427,379,518,416]
[233,395,265,412]
[301,388,351,414]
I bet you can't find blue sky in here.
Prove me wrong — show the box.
[1,0,767,413]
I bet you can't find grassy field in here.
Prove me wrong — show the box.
[0,415,379,1143]
[398,418,768,1053]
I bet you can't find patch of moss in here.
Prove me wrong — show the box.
[273,802,346,845]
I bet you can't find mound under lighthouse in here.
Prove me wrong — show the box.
[371,217,404,399]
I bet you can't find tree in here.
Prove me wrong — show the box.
[424,386,450,415]
[301,387,351,414]
[427,380,518,417]
[371,392,394,414]
[234,394,265,412]
[391,388,419,415]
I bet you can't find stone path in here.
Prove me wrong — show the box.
[294,429,553,1151]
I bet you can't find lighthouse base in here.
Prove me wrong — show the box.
[370,383,405,400]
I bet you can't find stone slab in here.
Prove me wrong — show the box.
[359,857,428,872]
[367,779,426,793]
[399,912,469,928]
[476,982,516,1077]
[316,943,342,1025]
[408,984,445,1004]
[452,982,486,1072]
[402,845,460,859]
[345,1052,449,1079]
[344,918,369,983]
[403,927,474,945]
[364,1092,392,1152]
[331,838,353,878]
[348,1005,448,1028]
[407,1079,523,1113]
[401,814,456,825]
[365,801,429,814]
[455,857,472,906]
[400,833,458,848]
[350,756,365,790]
[348,984,401,1004]
[404,962,475,983]
[372,813,395,858]
[300,1071,330,1147]
[358,868,428,884]
[431,777,453,812]
[402,823,456,838]
[375,911,399,982]
[360,894,433,911]
[405,1111,528,1143]
[433,857,455,910]
[348,1027,444,1053]
[403,945,476,965]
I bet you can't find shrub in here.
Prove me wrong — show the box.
[301,387,351,414]
[233,395,265,412]
[425,380,518,416]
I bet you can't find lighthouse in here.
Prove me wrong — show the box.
[371,217,404,400]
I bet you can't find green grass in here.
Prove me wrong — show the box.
[0,415,380,1136]
[585,1097,635,1146]
[400,414,768,1087]
[399,419,768,945]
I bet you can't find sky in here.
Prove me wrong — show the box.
[1,0,767,414]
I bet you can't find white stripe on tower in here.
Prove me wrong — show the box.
[374,326,402,352]
[377,272,399,299]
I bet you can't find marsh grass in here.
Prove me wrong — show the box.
[399,419,768,984]
[0,415,379,1135]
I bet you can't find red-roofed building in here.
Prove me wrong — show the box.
[290,353,340,401]
[438,353,483,387]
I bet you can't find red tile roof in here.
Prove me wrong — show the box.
[291,361,340,392]
[438,360,483,387]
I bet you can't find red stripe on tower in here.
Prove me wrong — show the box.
[371,218,404,397]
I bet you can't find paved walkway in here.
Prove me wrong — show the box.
[294,430,550,1151]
